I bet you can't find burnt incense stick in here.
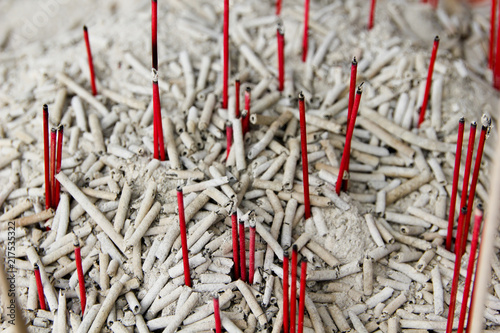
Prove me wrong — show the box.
[34,263,46,311]
[83,26,97,96]
[177,186,191,287]
[461,124,488,256]
[290,245,298,333]
[297,259,307,333]
[235,79,241,118]
[447,207,467,333]
[418,36,440,127]
[231,211,240,280]
[337,84,363,195]
[277,24,285,92]
[368,0,376,30]
[302,0,310,62]
[222,0,229,109]
[43,105,51,210]
[283,250,289,333]
[151,0,158,70]
[214,295,222,333]
[239,219,247,282]
[54,125,64,207]
[243,87,251,135]
[49,128,57,208]
[226,122,233,159]
[298,92,311,219]
[153,70,166,161]
[490,0,497,69]
[249,220,256,285]
[276,0,282,15]
[74,240,86,315]
[446,117,464,251]
[458,205,483,333]
[456,121,476,256]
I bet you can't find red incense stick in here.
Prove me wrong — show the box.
[43,105,51,210]
[226,122,233,159]
[239,219,247,282]
[277,24,285,92]
[456,122,477,256]
[458,205,484,333]
[276,0,282,15]
[242,87,251,135]
[33,263,46,310]
[368,0,376,30]
[177,187,191,287]
[446,117,465,251]
[222,0,229,109]
[297,259,307,333]
[151,0,158,70]
[490,0,497,70]
[249,221,256,284]
[418,36,440,127]
[235,79,241,118]
[283,250,289,333]
[337,84,363,195]
[213,295,222,333]
[49,128,57,208]
[302,0,310,62]
[298,93,311,219]
[447,207,467,333]
[153,71,166,161]
[290,245,298,333]
[495,7,500,89]
[74,240,86,315]
[231,211,239,280]
[343,58,358,191]
[461,124,488,256]
[54,125,64,207]
[83,26,97,96]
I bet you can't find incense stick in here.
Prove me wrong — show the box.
[152,69,166,161]
[43,105,51,210]
[302,0,310,62]
[235,79,241,118]
[277,24,285,92]
[290,244,298,333]
[214,295,222,333]
[298,93,311,219]
[297,259,307,333]
[239,219,247,282]
[222,0,229,109]
[243,87,251,135]
[230,211,240,280]
[54,125,64,207]
[490,0,497,70]
[177,186,191,287]
[343,58,358,191]
[283,250,289,333]
[33,263,46,311]
[368,0,376,30]
[49,128,57,208]
[226,121,233,159]
[249,219,256,285]
[83,26,97,96]
[446,117,464,251]
[74,240,86,315]
[418,36,439,127]
[276,0,282,15]
[151,0,158,70]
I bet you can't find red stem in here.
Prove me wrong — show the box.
[153,76,166,160]
[54,125,64,208]
[222,0,229,109]
[298,93,311,219]
[33,264,46,311]
[83,26,97,96]
[235,80,240,118]
[337,85,363,195]
[276,0,282,15]
[177,187,191,287]
[43,105,51,210]
[297,260,307,333]
[74,245,86,315]
[302,0,309,62]
[290,245,298,333]
[490,0,497,70]
[231,212,239,280]
[446,117,465,251]
[495,4,500,89]
[243,87,251,135]
[343,58,358,191]
[458,205,484,333]
[213,295,222,333]
[456,122,477,257]
[226,122,233,159]
[277,26,285,92]
[418,36,440,127]
[239,220,247,282]
[447,207,467,333]
[249,223,256,284]
[283,251,289,333]
[368,0,376,30]
[151,0,158,70]
[461,125,487,256]
[50,128,57,209]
